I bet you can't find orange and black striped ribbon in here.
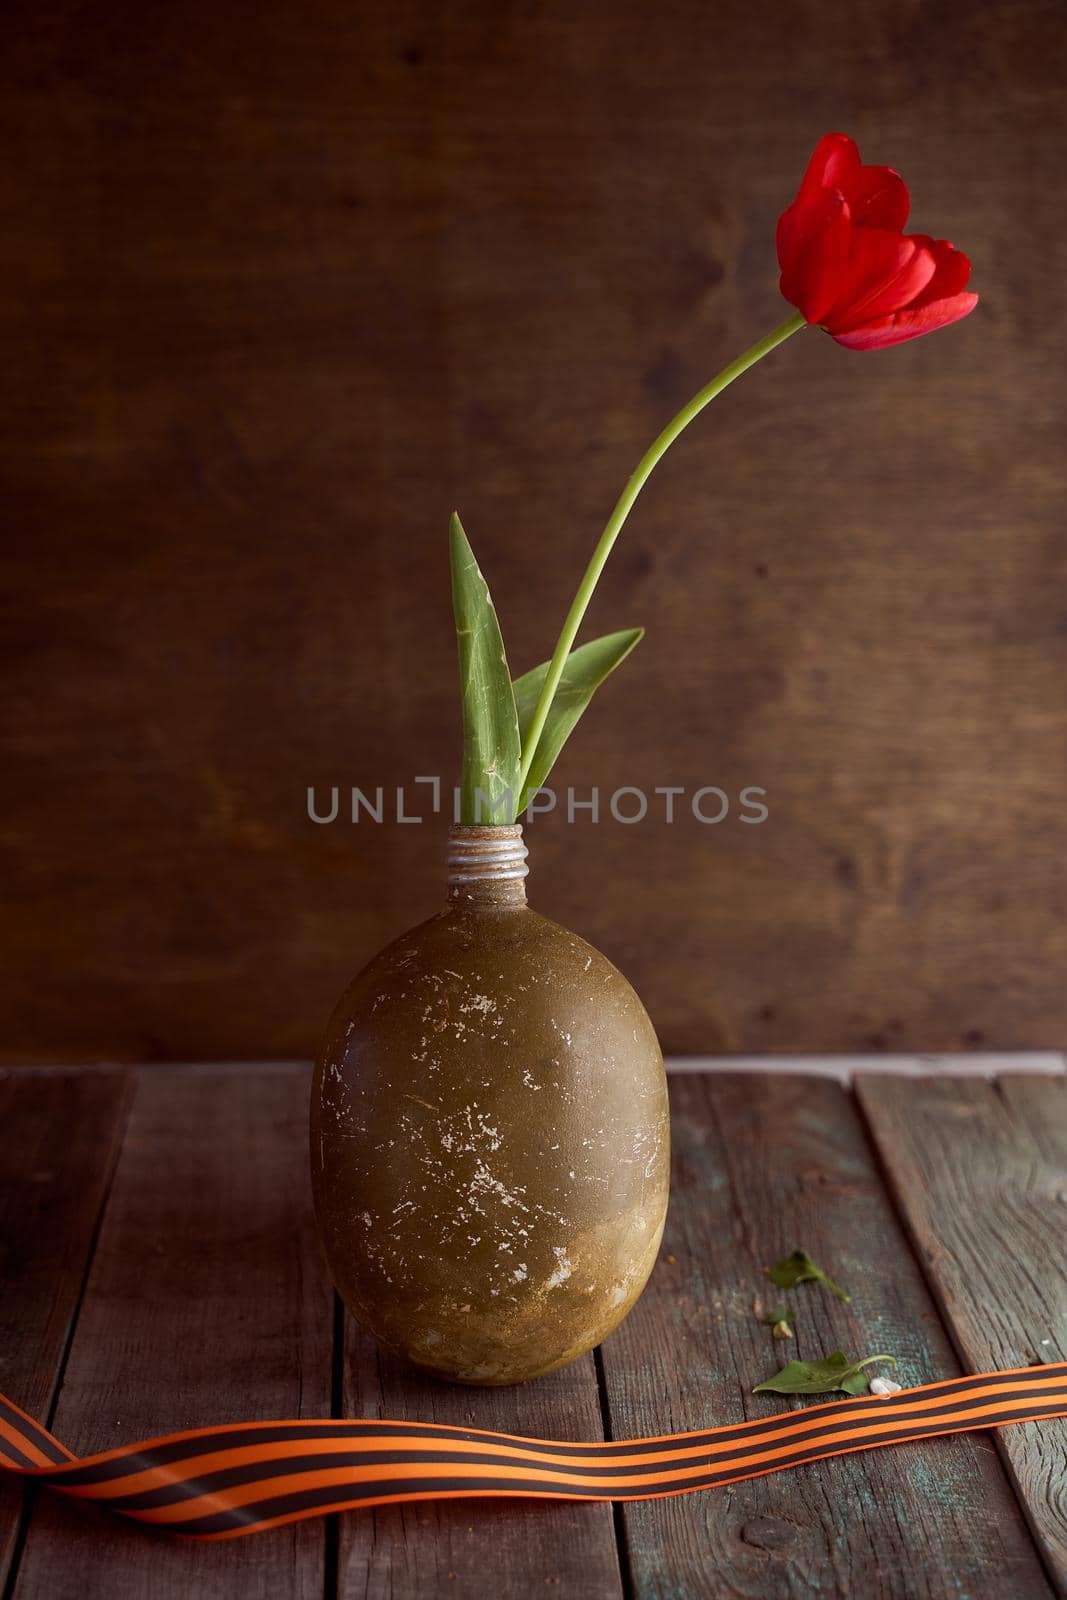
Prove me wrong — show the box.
[2,1365,1065,1540]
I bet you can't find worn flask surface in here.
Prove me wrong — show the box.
[311,824,669,1385]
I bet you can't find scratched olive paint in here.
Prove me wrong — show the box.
[311,826,669,1385]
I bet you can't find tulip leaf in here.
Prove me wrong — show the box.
[512,629,644,814]
[449,513,522,824]
[753,1351,897,1398]
[767,1248,851,1303]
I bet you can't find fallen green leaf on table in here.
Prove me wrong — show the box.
[753,1350,897,1397]
[767,1248,851,1303]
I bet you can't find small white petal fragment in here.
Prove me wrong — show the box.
[870,1376,902,1396]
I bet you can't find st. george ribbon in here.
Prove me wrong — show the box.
[2,1364,1065,1540]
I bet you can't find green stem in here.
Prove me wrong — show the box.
[517,309,807,795]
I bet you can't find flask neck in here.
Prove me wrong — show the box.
[446,824,528,907]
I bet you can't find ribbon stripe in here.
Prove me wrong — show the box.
[1,1364,1065,1540]
[38,1364,1067,1485]
[0,1397,72,1466]
[31,1361,1066,1485]
[61,1387,1067,1514]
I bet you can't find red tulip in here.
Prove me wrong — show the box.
[777,133,978,350]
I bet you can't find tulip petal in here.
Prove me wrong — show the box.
[776,194,825,266]
[778,189,852,324]
[830,291,979,350]
[778,135,859,263]
[845,165,910,231]
[906,237,973,306]
[775,198,806,265]
[825,228,937,330]
[798,132,860,198]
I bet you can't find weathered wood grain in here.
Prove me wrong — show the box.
[0,1068,132,1587]
[10,1065,334,1600]
[857,1073,1067,1592]
[2,1,1067,1065]
[598,1074,1052,1599]
[2,1064,1062,1597]
[337,1321,623,1599]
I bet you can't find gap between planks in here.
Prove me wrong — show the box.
[6,1052,1063,1084]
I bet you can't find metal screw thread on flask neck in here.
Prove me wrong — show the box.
[447,825,529,903]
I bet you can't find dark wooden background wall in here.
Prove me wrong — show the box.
[2,0,1065,1064]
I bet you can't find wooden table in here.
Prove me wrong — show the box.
[2,1061,1065,1598]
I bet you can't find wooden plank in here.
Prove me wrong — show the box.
[999,1072,1067,1173]
[599,1074,1052,1599]
[858,1073,1067,1592]
[669,1053,1067,1081]
[10,1065,334,1600]
[0,1068,132,1587]
[337,1321,623,1598]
